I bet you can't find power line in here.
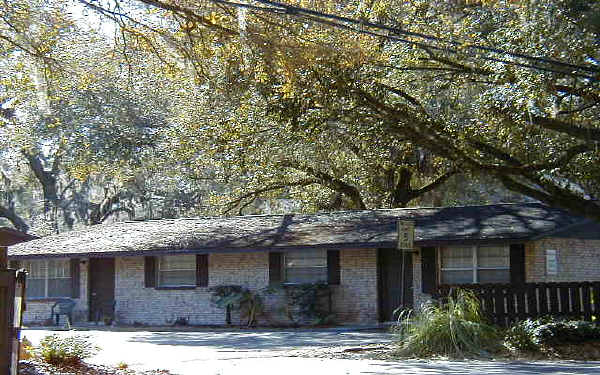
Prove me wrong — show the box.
[205,0,598,80]
[255,0,598,74]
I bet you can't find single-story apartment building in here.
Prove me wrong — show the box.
[7,203,600,326]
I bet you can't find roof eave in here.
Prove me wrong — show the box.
[7,236,533,259]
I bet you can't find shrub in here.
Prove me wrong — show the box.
[504,318,546,351]
[395,289,499,358]
[38,335,99,366]
[266,282,333,325]
[20,337,34,360]
[504,317,600,351]
[533,320,600,346]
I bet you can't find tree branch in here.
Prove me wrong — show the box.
[222,178,318,215]
[412,169,457,196]
[280,160,367,210]
[0,204,29,233]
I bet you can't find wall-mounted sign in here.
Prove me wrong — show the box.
[397,220,415,250]
[546,249,558,276]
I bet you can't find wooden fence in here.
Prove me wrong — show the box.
[438,282,600,327]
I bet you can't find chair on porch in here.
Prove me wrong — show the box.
[50,298,76,327]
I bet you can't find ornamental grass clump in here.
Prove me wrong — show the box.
[38,334,99,366]
[394,289,499,358]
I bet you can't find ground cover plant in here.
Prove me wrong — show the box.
[394,289,500,358]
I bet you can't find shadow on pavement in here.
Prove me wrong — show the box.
[126,330,393,350]
[361,360,600,375]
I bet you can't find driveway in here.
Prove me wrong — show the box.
[23,328,600,375]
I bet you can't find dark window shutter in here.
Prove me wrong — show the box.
[510,243,526,285]
[9,260,20,269]
[421,247,437,294]
[144,256,157,288]
[327,250,341,285]
[70,258,80,298]
[196,254,209,287]
[269,252,282,284]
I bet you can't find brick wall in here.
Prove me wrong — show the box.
[526,238,600,282]
[113,253,267,325]
[22,259,89,325]
[114,249,379,326]
[411,249,430,310]
[334,248,378,323]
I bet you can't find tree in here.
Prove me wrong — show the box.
[80,0,599,219]
[0,0,211,232]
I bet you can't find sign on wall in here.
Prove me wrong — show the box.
[397,220,415,250]
[546,249,558,276]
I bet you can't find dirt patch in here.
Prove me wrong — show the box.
[18,360,172,375]
[289,341,600,362]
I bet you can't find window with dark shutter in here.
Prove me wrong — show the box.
[283,249,327,283]
[327,250,340,285]
[196,254,209,287]
[21,259,72,298]
[269,252,282,284]
[421,247,437,294]
[144,256,156,288]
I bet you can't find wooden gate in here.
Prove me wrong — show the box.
[439,282,600,327]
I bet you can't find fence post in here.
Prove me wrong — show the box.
[0,246,6,269]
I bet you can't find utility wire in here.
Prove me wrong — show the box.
[205,0,598,79]
[255,0,598,74]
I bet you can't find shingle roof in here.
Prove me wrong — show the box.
[8,203,598,259]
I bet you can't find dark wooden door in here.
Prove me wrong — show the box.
[378,248,413,322]
[89,258,115,322]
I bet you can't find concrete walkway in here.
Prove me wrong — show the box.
[23,329,600,375]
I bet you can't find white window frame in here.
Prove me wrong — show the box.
[439,245,510,284]
[157,255,196,288]
[283,249,328,284]
[23,259,71,299]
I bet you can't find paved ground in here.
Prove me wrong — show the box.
[23,328,600,375]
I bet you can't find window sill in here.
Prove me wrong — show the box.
[26,297,76,302]
[154,286,198,290]
[280,282,335,287]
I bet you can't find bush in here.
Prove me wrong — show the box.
[504,317,600,351]
[209,285,264,326]
[395,289,499,358]
[533,320,600,346]
[38,335,99,366]
[504,318,546,351]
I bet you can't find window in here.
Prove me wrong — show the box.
[440,245,509,284]
[23,259,71,298]
[157,255,196,287]
[284,249,327,284]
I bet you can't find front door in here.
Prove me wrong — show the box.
[89,258,115,322]
[378,248,413,322]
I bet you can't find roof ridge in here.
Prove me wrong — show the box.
[119,201,543,224]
